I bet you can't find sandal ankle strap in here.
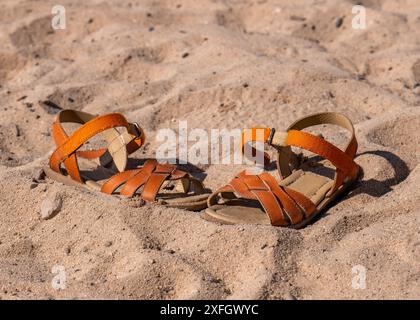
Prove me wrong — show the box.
[49,110,145,182]
[241,112,358,195]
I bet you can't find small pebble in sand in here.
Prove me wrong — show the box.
[29,182,38,189]
[290,15,306,21]
[335,17,344,28]
[40,100,62,114]
[14,124,21,137]
[40,192,62,220]
[284,292,297,300]
[33,168,45,182]
[209,277,222,284]
[182,52,189,58]
[104,241,113,247]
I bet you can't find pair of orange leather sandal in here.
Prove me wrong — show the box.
[44,110,360,228]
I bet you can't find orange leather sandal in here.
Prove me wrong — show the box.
[44,110,210,210]
[203,112,360,228]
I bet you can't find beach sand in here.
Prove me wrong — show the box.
[0,0,419,299]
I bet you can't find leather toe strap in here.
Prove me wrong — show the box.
[207,171,316,227]
[102,159,191,202]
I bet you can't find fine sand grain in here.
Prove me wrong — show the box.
[0,0,419,299]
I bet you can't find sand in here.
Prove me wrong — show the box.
[0,0,419,299]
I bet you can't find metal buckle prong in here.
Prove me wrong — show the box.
[131,122,142,138]
[266,128,276,145]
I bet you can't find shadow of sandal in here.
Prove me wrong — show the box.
[255,149,410,226]
[347,150,411,198]
[299,150,410,225]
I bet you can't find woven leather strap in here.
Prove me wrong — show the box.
[101,159,197,201]
[207,171,317,226]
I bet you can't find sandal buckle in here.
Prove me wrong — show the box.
[131,122,143,138]
[266,128,276,145]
